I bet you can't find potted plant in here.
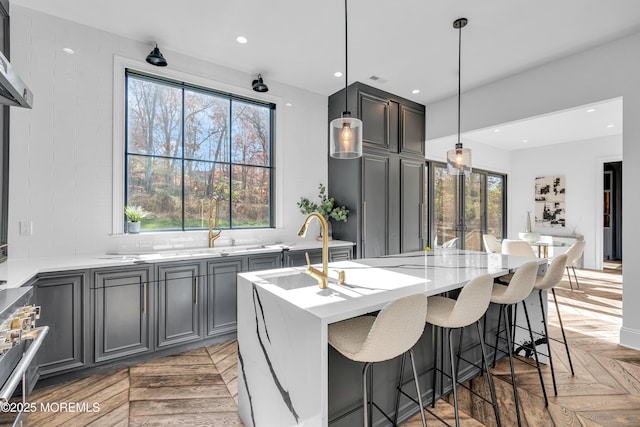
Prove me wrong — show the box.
[297,183,349,240]
[124,205,148,234]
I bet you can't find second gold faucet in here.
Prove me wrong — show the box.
[209,197,222,248]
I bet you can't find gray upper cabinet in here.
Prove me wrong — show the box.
[156,262,203,348]
[206,258,244,337]
[329,82,425,258]
[359,92,391,151]
[35,272,88,376]
[93,266,153,363]
[400,105,426,156]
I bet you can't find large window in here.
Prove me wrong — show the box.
[427,161,506,250]
[125,70,275,231]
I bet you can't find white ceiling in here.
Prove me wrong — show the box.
[11,0,638,148]
[433,97,623,151]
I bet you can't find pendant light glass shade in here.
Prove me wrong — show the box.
[330,0,362,159]
[447,17,471,176]
[330,113,363,159]
[447,143,472,175]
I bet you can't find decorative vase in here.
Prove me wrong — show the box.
[128,221,141,234]
[316,221,333,241]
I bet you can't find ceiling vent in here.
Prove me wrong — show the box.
[368,75,387,84]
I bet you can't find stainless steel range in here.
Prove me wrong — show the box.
[0,287,48,426]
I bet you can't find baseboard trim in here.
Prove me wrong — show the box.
[619,326,640,350]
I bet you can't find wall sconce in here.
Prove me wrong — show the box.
[252,74,269,92]
[146,43,168,67]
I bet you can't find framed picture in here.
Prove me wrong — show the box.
[534,176,565,227]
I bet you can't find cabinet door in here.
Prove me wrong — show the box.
[157,263,203,348]
[359,92,389,151]
[94,267,152,362]
[284,249,322,267]
[247,253,282,271]
[329,247,353,262]
[362,153,389,258]
[36,273,87,376]
[400,158,425,253]
[207,259,243,337]
[400,105,425,156]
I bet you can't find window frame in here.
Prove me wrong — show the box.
[426,160,507,249]
[112,55,284,235]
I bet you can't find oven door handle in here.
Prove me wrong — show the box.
[0,326,49,403]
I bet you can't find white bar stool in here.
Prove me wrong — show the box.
[533,253,574,394]
[328,293,428,427]
[490,261,544,426]
[422,274,501,427]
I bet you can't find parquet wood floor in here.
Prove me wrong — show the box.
[6,264,636,426]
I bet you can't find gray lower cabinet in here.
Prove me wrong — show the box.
[93,266,153,363]
[283,247,354,267]
[400,158,425,252]
[206,258,245,337]
[247,253,282,271]
[156,262,203,348]
[35,272,88,376]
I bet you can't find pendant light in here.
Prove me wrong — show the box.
[446,18,471,175]
[329,0,363,159]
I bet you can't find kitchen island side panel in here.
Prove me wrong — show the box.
[238,275,327,427]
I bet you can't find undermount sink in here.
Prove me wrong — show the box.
[255,270,319,290]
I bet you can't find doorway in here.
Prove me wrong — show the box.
[603,161,622,262]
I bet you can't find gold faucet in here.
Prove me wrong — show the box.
[297,212,329,289]
[209,198,222,248]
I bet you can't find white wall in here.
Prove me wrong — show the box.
[425,30,640,349]
[509,135,622,269]
[8,6,328,257]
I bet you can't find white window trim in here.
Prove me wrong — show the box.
[112,55,284,235]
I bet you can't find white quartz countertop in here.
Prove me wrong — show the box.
[0,240,355,290]
[239,249,544,324]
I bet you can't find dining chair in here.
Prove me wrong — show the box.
[483,234,502,253]
[564,241,586,290]
[502,239,537,258]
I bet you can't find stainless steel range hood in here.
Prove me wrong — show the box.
[0,49,32,108]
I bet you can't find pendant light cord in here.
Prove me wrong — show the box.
[344,0,349,113]
[457,22,462,146]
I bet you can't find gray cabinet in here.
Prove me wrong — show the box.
[35,272,88,376]
[247,253,282,271]
[283,246,354,267]
[206,258,244,337]
[329,82,425,258]
[156,262,203,348]
[400,158,425,252]
[93,266,153,362]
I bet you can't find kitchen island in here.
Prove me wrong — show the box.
[237,249,545,426]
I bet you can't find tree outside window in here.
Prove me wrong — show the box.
[125,71,274,231]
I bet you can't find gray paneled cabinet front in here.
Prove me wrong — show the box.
[35,272,88,377]
[206,258,244,337]
[93,266,153,363]
[329,81,426,258]
[156,262,204,348]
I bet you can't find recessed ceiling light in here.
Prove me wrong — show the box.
[522,139,529,143]
[285,102,293,107]
[334,71,343,77]
[587,108,596,113]
[236,36,248,44]
[411,89,420,94]
[62,47,75,55]
[493,129,501,133]
[607,124,615,128]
